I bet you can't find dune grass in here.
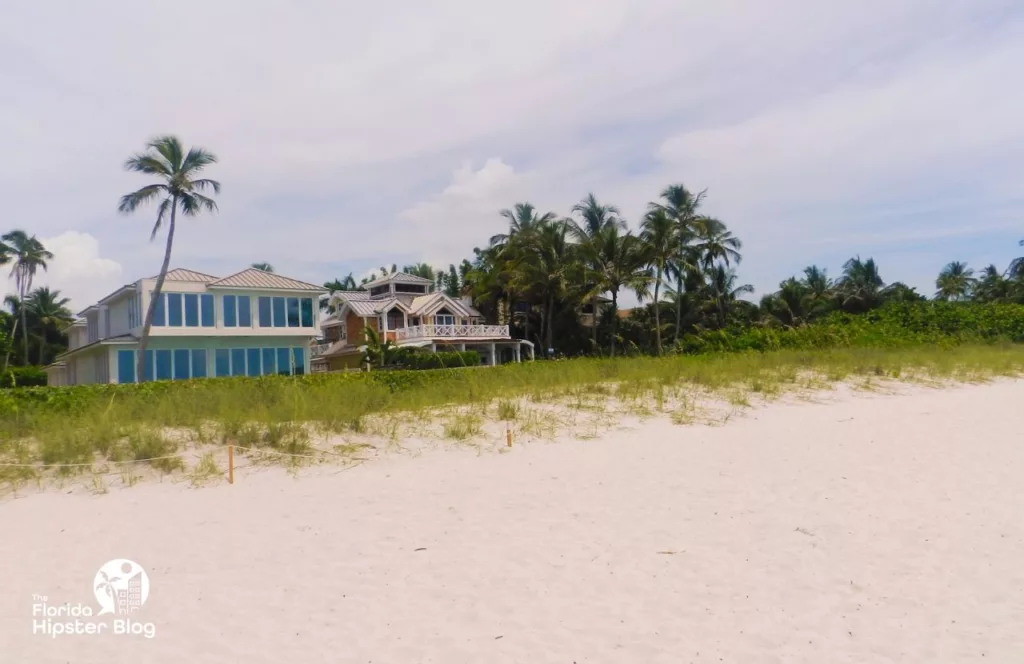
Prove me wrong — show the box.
[1,343,1023,491]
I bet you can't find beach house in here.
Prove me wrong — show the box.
[312,271,533,371]
[44,268,326,386]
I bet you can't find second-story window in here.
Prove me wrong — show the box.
[222,295,252,327]
[257,296,316,327]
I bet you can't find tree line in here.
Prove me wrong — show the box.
[0,232,69,369]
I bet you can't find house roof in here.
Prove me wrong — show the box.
[207,268,325,292]
[330,290,481,319]
[151,268,219,283]
[362,271,435,288]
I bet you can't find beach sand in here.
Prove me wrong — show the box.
[2,380,1022,663]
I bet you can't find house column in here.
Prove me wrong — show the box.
[490,343,497,366]
[514,345,521,363]
[459,343,466,352]
[431,342,436,353]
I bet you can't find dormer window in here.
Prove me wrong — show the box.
[394,283,427,294]
[369,285,390,298]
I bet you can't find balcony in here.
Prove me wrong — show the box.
[395,324,510,342]
[310,342,333,357]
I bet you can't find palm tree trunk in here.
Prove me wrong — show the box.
[673,273,683,345]
[20,291,29,365]
[2,315,19,373]
[38,329,47,367]
[591,293,599,350]
[653,267,663,355]
[136,196,177,383]
[609,290,618,358]
[545,295,554,355]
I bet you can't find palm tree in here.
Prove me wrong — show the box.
[568,194,626,350]
[2,230,53,365]
[490,203,558,251]
[26,287,72,365]
[973,265,1015,303]
[934,261,976,301]
[402,262,438,281]
[119,135,220,383]
[705,264,754,328]
[836,256,885,313]
[588,227,652,356]
[639,207,675,354]
[251,262,274,272]
[648,184,706,344]
[692,220,742,269]
[512,220,579,353]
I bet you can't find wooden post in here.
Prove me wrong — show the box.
[228,442,234,484]
[506,424,512,448]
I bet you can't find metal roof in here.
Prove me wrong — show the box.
[362,271,435,288]
[207,268,325,291]
[151,268,219,283]
[332,290,481,318]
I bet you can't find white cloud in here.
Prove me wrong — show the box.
[30,232,124,313]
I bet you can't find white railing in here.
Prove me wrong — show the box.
[395,324,510,341]
[310,343,333,357]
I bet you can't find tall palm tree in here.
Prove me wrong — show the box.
[251,262,274,272]
[512,220,579,353]
[490,203,557,251]
[568,193,626,350]
[973,265,1014,303]
[588,227,652,356]
[648,184,706,344]
[639,207,675,354]
[119,135,220,383]
[2,230,53,365]
[692,221,742,269]
[705,264,754,328]
[934,261,976,301]
[26,287,72,365]
[836,256,885,313]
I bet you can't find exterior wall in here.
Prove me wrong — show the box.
[66,347,109,385]
[346,312,373,346]
[107,294,133,337]
[326,353,363,370]
[112,336,314,383]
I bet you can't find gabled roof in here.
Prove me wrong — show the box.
[152,268,219,283]
[331,289,481,318]
[207,268,325,292]
[362,271,434,288]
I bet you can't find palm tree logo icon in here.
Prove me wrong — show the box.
[93,559,150,615]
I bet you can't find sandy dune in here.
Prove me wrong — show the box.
[2,380,1023,663]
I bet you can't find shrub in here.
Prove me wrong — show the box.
[0,366,49,388]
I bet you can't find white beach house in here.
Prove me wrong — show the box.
[44,268,326,386]
[312,271,533,371]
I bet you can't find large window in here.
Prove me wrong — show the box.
[200,294,215,327]
[262,348,276,375]
[223,295,252,327]
[192,349,208,378]
[173,349,191,379]
[215,349,231,377]
[184,294,199,327]
[246,348,261,377]
[155,350,172,380]
[293,347,305,375]
[258,296,315,327]
[152,293,165,326]
[276,348,291,375]
[231,349,246,377]
[167,294,183,327]
[117,350,135,384]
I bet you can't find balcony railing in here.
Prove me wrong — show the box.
[395,324,510,341]
[310,342,333,357]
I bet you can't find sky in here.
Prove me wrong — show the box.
[2,0,1023,312]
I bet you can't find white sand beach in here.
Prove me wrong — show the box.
[2,380,1023,663]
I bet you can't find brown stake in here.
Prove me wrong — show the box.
[228,442,235,484]
[506,424,512,448]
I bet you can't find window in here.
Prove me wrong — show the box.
[215,349,231,377]
[272,297,286,328]
[117,350,135,384]
[246,349,261,377]
[144,350,154,381]
[152,294,165,326]
[155,350,172,380]
[436,314,455,326]
[395,283,427,294]
[201,294,215,327]
[192,349,208,378]
[167,293,183,327]
[300,298,314,327]
[292,347,305,375]
[262,348,276,375]
[370,285,389,297]
[258,297,272,327]
[287,297,300,327]
[184,294,199,327]
[223,295,237,327]
[276,348,291,375]
[231,349,246,376]
[173,349,191,379]
[238,296,252,326]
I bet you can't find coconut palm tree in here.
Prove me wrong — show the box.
[490,203,557,251]
[119,135,220,383]
[251,262,274,272]
[568,193,626,350]
[648,184,706,344]
[26,287,72,365]
[934,261,976,301]
[639,207,675,354]
[588,227,652,356]
[705,264,754,328]
[836,256,885,313]
[973,265,1015,303]
[2,230,53,365]
[512,220,580,353]
[692,221,742,269]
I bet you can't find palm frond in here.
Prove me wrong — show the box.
[118,184,168,214]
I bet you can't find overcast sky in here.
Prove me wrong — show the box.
[3,0,1023,311]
